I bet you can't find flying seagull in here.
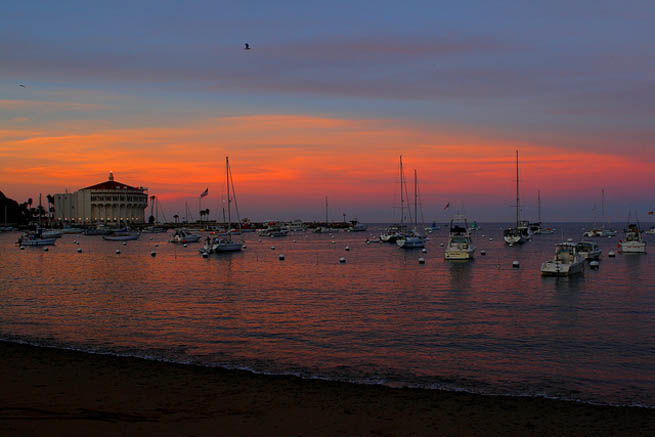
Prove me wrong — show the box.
[244,43,251,50]
[19,84,26,88]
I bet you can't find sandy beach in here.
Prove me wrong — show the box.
[0,341,653,436]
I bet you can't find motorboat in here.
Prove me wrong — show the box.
[103,231,140,241]
[17,229,56,246]
[503,227,524,246]
[346,220,368,232]
[286,220,307,232]
[619,224,646,253]
[169,229,201,244]
[424,221,440,232]
[259,223,289,237]
[380,225,403,243]
[396,229,425,249]
[444,217,476,260]
[42,229,63,239]
[541,242,586,276]
[575,241,602,260]
[203,235,243,253]
[646,226,655,235]
[84,225,112,235]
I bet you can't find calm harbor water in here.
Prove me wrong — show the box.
[1,223,654,407]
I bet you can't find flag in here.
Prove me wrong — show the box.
[200,188,209,198]
[444,202,450,210]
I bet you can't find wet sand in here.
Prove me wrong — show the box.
[1,341,653,436]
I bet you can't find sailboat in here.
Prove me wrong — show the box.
[397,167,425,249]
[203,156,243,254]
[618,212,646,253]
[503,150,530,246]
[313,196,333,233]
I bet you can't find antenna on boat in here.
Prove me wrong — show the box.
[515,150,520,227]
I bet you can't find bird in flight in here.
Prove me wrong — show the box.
[19,84,26,88]
[244,43,251,50]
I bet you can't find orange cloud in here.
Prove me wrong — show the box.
[1,114,653,220]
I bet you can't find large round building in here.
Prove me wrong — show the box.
[54,172,148,225]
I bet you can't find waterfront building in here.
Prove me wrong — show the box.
[54,172,148,224]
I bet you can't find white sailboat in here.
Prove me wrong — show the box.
[203,156,243,254]
[312,196,332,233]
[397,166,425,249]
[541,242,586,276]
[504,150,529,246]
[169,229,202,244]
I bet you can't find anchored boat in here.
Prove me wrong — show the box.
[541,242,586,276]
[444,216,476,260]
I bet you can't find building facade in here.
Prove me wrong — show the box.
[54,172,148,224]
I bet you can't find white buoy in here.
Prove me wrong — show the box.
[480,250,486,255]
[293,239,296,243]
[202,251,209,258]
[366,240,371,245]
[512,260,520,268]
[73,240,78,244]
[75,241,80,245]
[150,251,156,257]
[418,257,425,264]
[149,237,153,240]
[489,237,494,241]
[43,247,48,252]
[279,254,285,260]
[115,249,121,254]
[331,240,336,244]
[242,245,247,249]
[339,257,346,263]
[122,242,127,246]
[421,248,427,253]
[183,243,188,248]
[345,246,350,251]
[567,238,573,242]
[608,251,616,257]
[439,242,444,247]
[271,246,275,250]
[77,248,82,253]
[590,260,599,269]
[258,239,262,243]
[329,234,334,238]
[20,246,24,250]
[154,243,159,247]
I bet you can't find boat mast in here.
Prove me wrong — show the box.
[537,190,541,223]
[515,150,520,227]
[601,188,607,227]
[414,169,418,228]
[399,156,404,228]
[226,156,231,236]
[38,193,42,228]
[325,196,328,227]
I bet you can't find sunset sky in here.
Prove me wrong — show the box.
[1,1,654,222]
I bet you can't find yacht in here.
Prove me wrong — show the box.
[541,242,586,276]
[380,225,403,243]
[103,230,140,241]
[575,241,602,260]
[286,220,307,232]
[619,224,646,253]
[504,151,529,246]
[169,229,202,244]
[444,217,476,260]
[259,223,289,237]
[396,166,425,249]
[203,157,243,255]
[424,221,440,232]
[397,229,425,249]
[346,220,367,232]
[645,226,655,235]
[17,228,57,246]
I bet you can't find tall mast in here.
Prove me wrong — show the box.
[226,156,231,234]
[601,188,607,225]
[537,190,541,223]
[325,196,328,226]
[399,156,404,227]
[414,169,418,228]
[38,193,42,228]
[515,150,520,226]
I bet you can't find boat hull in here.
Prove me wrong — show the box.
[540,260,585,276]
[20,238,57,246]
[619,241,646,253]
[397,237,425,249]
[103,233,140,241]
[444,248,475,260]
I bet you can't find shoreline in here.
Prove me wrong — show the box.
[1,341,653,435]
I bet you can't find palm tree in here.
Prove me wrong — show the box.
[173,214,179,224]
[46,194,54,223]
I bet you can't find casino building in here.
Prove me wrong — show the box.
[54,172,148,224]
